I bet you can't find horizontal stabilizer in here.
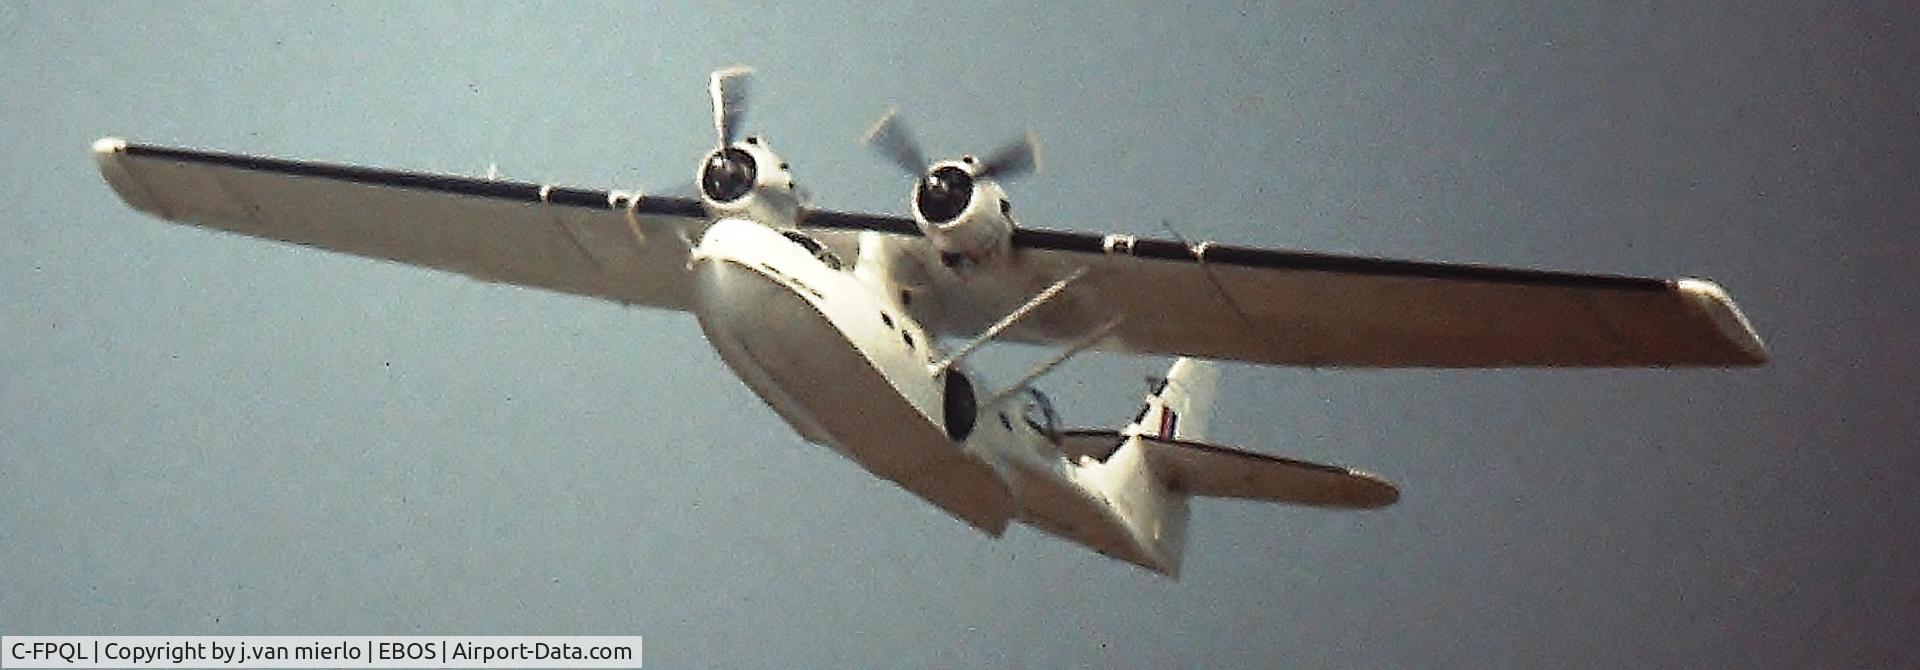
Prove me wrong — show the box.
[1061,430,1398,509]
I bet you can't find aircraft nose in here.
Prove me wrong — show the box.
[688,218,842,390]
[692,256,786,325]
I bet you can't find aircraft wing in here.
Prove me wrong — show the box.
[886,228,1769,368]
[92,138,712,310]
[94,139,1768,367]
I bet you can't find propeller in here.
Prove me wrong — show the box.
[863,108,928,177]
[709,66,753,147]
[863,109,1040,224]
[861,109,1041,181]
[974,131,1041,181]
[700,66,758,203]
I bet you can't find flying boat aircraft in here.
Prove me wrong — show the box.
[91,68,1767,576]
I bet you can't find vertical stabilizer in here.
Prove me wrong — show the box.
[1124,358,1220,442]
[1044,358,1396,576]
[1057,358,1218,576]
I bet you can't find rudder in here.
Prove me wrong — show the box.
[1062,358,1219,576]
[1124,357,1219,442]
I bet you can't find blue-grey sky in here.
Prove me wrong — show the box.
[3,2,1914,667]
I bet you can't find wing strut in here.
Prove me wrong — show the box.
[1158,219,1296,362]
[985,316,1124,407]
[928,267,1088,376]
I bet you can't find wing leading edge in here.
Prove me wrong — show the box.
[93,138,713,310]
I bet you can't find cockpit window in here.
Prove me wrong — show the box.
[780,230,844,270]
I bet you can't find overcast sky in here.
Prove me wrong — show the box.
[2,2,1914,667]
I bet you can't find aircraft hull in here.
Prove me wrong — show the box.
[689,220,1017,534]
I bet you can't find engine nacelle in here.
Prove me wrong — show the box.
[911,157,1015,269]
[697,135,803,226]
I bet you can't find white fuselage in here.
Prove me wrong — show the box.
[687,218,1181,572]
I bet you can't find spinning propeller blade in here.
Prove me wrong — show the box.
[976,131,1041,181]
[862,108,929,176]
[709,66,753,146]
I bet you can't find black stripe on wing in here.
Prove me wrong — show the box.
[800,209,921,236]
[1011,227,1670,292]
[122,143,1668,293]
[121,143,707,218]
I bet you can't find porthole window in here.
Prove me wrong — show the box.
[902,330,915,349]
[880,312,894,329]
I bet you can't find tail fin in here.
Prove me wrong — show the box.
[1055,358,1217,576]
[1047,357,1395,576]
[1124,358,1219,442]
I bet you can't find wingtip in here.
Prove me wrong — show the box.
[1675,278,1771,365]
[1345,468,1402,508]
[92,136,127,156]
[91,136,169,217]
